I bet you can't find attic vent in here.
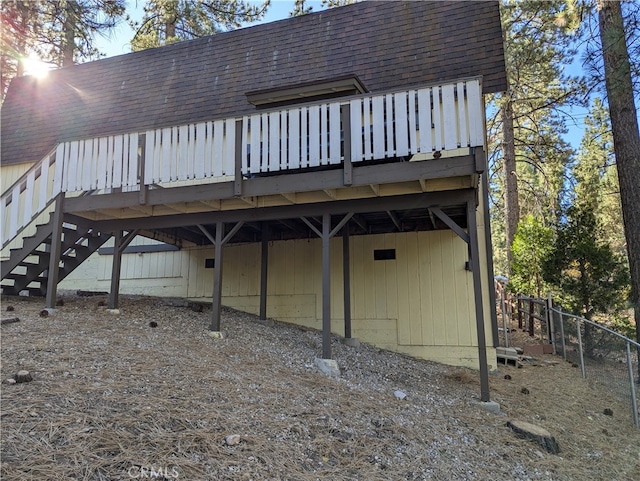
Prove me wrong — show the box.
[246,74,368,108]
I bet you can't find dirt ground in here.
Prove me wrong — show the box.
[1,293,639,481]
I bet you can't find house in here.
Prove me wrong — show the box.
[1,1,507,400]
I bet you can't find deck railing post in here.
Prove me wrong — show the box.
[528,299,535,337]
[138,133,147,205]
[341,104,352,186]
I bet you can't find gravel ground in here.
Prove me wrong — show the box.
[1,293,639,481]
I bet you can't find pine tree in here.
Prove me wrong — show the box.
[490,0,583,274]
[595,0,640,355]
[131,0,270,51]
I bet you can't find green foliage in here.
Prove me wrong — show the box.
[131,0,270,51]
[543,205,630,320]
[509,215,553,297]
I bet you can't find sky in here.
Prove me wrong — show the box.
[96,0,324,58]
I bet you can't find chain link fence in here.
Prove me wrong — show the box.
[496,289,639,428]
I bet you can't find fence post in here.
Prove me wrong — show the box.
[625,341,639,428]
[517,296,523,329]
[547,292,556,354]
[501,290,509,348]
[576,318,586,379]
[558,307,566,360]
[528,299,535,337]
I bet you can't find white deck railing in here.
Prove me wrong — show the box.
[1,78,484,249]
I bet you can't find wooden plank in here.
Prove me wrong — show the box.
[395,92,409,157]
[249,115,261,174]
[417,88,433,153]
[97,137,108,189]
[349,99,362,162]
[213,120,224,177]
[432,87,443,151]
[241,116,249,175]
[406,232,422,344]
[195,122,206,179]
[289,109,300,169]
[187,124,196,179]
[53,144,65,195]
[105,136,114,189]
[112,135,123,188]
[224,119,236,177]
[9,185,19,239]
[78,140,95,190]
[128,133,139,187]
[320,104,328,165]
[204,121,214,177]
[363,98,372,160]
[329,103,341,164]
[67,140,79,192]
[372,96,385,159]
[22,170,35,229]
[395,233,410,345]
[384,233,398,321]
[38,155,50,211]
[178,125,189,181]
[90,138,99,190]
[260,113,269,173]
[442,83,457,150]
[430,232,446,345]
[466,79,484,147]
[385,94,395,156]
[269,111,280,172]
[160,128,171,182]
[280,112,288,170]
[145,130,156,184]
[170,126,179,181]
[408,90,417,154]
[300,108,308,168]
[417,232,434,344]
[308,105,320,167]
[457,82,468,148]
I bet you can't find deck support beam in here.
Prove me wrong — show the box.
[45,194,64,308]
[108,229,138,309]
[481,169,499,347]
[260,222,269,321]
[467,199,491,403]
[301,212,353,358]
[206,221,244,331]
[342,224,352,339]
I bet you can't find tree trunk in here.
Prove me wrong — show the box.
[502,97,519,274]
[597,0,640,364]
[62,1,77,67]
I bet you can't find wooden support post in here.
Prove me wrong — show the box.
[259,222,269,321]
[109,231,123,309]
[322,213,331,359]
[467,199,491,403]
[343,224,352,339]
[517,297,523,329]
[481,169,499,347]
[210,221,224,331]
[234,120,243,196]
[45,194,64,308]
[528,300,535,337]
[341,104,352,186]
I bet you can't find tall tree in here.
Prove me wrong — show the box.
[491,0,582,274]
[595,0,640,349]
[290,0,356,17]
[0,0,125,100]
[131,0,270,51]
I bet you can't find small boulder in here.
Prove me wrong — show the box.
[224,434,242,446]
[393,390,407,400]
[15,370,33,383]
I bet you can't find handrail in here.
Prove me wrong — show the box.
[1,145,58,206]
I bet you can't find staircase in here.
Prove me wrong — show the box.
[1,214,111,297]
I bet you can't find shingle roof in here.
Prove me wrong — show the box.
[1,0,506,166]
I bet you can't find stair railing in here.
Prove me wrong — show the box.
[1,147,61,250]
